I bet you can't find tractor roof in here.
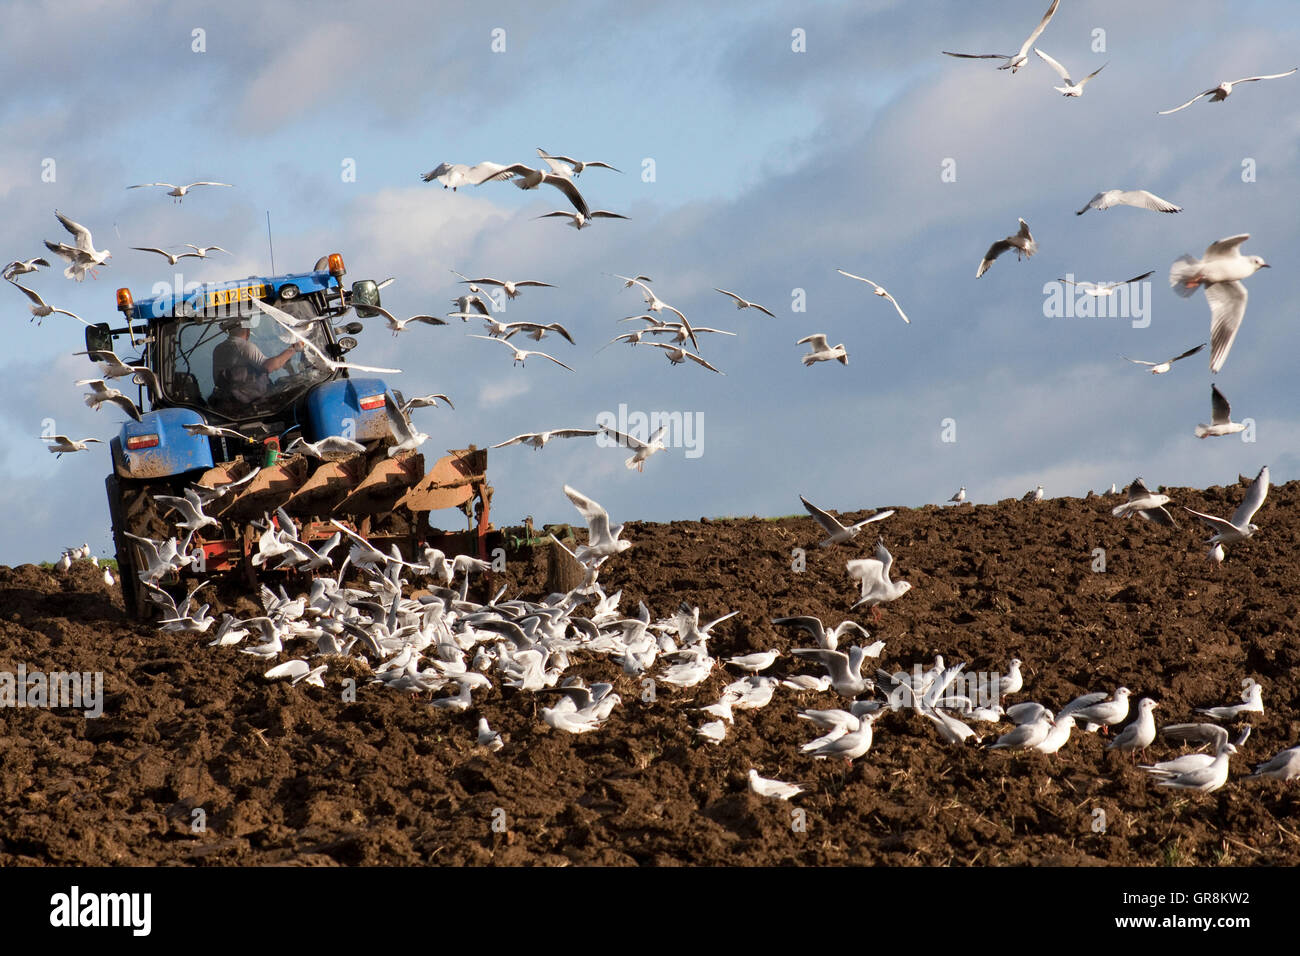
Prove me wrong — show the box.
[123,267,338,323]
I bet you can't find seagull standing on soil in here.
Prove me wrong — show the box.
[747,769,807,800]
[948,486,966,504]
[1169,234,1269,373]
[1108,699,1158,754]
[1250,746,1300,781]
[1196,682,1264,721]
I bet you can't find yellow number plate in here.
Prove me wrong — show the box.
[205,283,268,307]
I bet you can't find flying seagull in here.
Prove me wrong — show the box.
[942,0,1060,73]
[363,304,449,336]
[1159,68,1297,115]
[8,281,85,324]
[1184,465,1269,546]
[1061,271,1155,296]
[420,161,515,189]
[131,246,202,265]
[837,270,910,323]
[127,181,233,202]
[41,435,103,459]
[647,342,724,373]
[468,334,574,371]
[1112,478,1178,527]
[535,210,628,230]
[799,495,895,547]
[797,334,848,366]
[2,257,50,280]
[459,276,554,299]
[600,424,668,472]
[1119,343,1205,374]
[1076,190,1181,215]
[1170,234,1269,373]
[44,210,111,281]
[714,288,775,317]
[1033,48,1107,96]
[80,379,143,421]
[492,429,598,450]
[253,298,401,374]
[976,218,1036,277]
[183,244,230,258]
[1196,385,1248,439]
[536,148,621,177]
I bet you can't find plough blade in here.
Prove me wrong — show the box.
[398,448,488,512]
[337,452,425,515]
[282,455,368,515]
[218,457,309,519]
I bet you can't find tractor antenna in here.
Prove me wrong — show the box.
[266,210,276,275]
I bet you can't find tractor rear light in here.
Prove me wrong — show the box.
[125,434,159,450]
[327,254,345,277]
[116,288,134,313]
[359,393,385,411]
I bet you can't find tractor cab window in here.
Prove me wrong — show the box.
[156,297,334,420]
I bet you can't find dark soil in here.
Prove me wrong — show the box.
[2,477,1298,866]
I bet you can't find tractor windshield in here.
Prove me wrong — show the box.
[156,297,335,420]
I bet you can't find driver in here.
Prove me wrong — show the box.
[212,317,302,405]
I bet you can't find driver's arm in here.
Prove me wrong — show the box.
[262,341,302,373]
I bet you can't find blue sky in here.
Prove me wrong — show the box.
[2,0,1298,563]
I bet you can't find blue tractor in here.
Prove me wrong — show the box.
[91,253,492,618]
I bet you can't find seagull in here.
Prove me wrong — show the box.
[725,650,780,674]
[1196,385,1248,439]
[942,0,1060,73]
[467,334,574,371]
[131,246,201,265]
[183,244,230,258]
[7,281,85,324]
[535,210,628,229]
[614,276,697,343]
[1034,714,1077,755]
[1024,485,1044,502]
[797,334,848,366]
[1250,745,1300,781]
[493,164,592,217]
[1119,343,1204,374]
[976,218,1036,277]
[459,276,555,300]
[2,257,50,280]
[152,490,220,533]
[1170,234,1269,373]
[1033,48,1107,95]
[1196,682,1264,721]
[747,769,807,801]
[182,422,248,441]
[836,270,910,323]
[799,495,895,547]
[420,161,515,189]
[561,485,632,566]
[492,429,597,450]
[600,424,667,472]
[1208,543,1226,564]
[477,718,505,752]
[1108,699,1158,754]
[1062,271,1156,296]
[807,713,878,762]
[1153,740,1236,792]
[1070,687,1131,733]
[1112,478,1178,527]
[1076,190,1181,215]
[44,211,111,281]
[285,436,367,459]
[1143,724,1241,787]
[103,567,115,587]
[847,540,912,611]
[647,342,724,374]
[81,380,142,421]
[714,288,775,317]
[989,710,1054,750]
[536,148,621,177]
[363,304,448,336]
[253,298,401,374]
[127,181,234,202]
[450,293,493,317]
[697,720,728,744]
[76,349,150,380]
[502,322,575,345]
[948,486,966,504]
[383,394,429,456]
[772,616,872,652]
[396,392,454,413]
[1184,465,1268,546]
[1158,68,1298,114]
[790,642,873,697]
[41,435,103,459]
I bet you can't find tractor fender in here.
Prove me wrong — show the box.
[304,377,392,443]
[116,407,215,479]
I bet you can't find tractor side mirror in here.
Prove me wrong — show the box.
[350,279,381,318]
[339,322,364,335]
[85,323,113,356]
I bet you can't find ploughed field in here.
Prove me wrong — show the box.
[1,477,1298,866]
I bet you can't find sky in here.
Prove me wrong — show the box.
[1,0,1297,564]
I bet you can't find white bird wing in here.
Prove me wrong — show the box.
[1120,356,1157,367]
[182,181,234,189]
[1158,89,1216,115]
[682,350,724,374]
[1033,47,1071,83]
[797,333,829,350]
[601,425,648,451]
[1230,466,1269,527]
[1120,190,1181,213]
[799,496,846,535]
[55,211,95,253]
[1161,722,1229,751]
[256,298,400,373]
[128,182,177,190]
[1182,507,1239,537]
[1204,280,1247,374]
[1016,0,1061,58]
[564,485,613,545]
[384,394,417,445]
[1227,68,1298,84]
[1206,234,1251,258]
[1210,385,1232,426]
